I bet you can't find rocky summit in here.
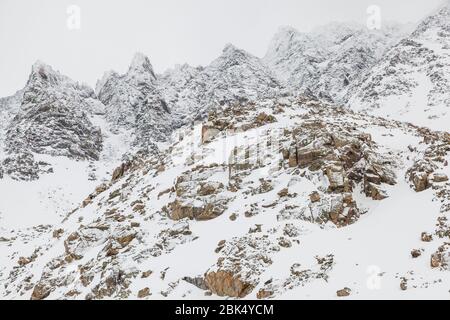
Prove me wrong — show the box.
[0,2,449,300]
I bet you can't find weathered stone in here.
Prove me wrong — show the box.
[336,287,351,297]
[412,172,430,192]
[256,289,274,299]
[421,232,433,242]
[277,188,289,198]
[204,270,254,298]
[168,200,227,221]
[411,249,422,258]
[137,287,151,298]
[364,182,388,200]
[142,270,153,278]
[202,125,221,144]
[31,284,51,300]
[430,253,442,268]
[309,191,321,203]
[432,173,448,183]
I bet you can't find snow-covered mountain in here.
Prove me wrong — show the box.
[1,62,104,180]
[348,2,450,131]
[96,53,172,152]
[159,44,282,127]
[263,22,410,103]
[0,2,449,300]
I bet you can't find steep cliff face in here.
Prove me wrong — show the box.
[348,2,450,131]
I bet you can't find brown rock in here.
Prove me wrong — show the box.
[288,147,298,167]
[309,191,321,203]
[255,112,276,125]
[336,287,351,297]
[141,270,153,278]
[277,188,289,198]
[202,125,221,144]
[116,234,136,247]
[169,200,226,221]
[137,287,151,298]
[112,162,131,182]
[31,284,51,300]
[400,279,408,291]
[52,228,64,239]
[133,203,145,212]
[411,249,422,258]
[325,165,347,192]
[421,232,433,242]
[18,257,31,266]
[256,289,274,299]
[205,270,254,298]
[430,253,442,268]
[412,172,430,192]
[364,182,388,200]
[432,173,448,183]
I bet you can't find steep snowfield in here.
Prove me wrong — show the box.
[348,2,450,131]
[1,95,447,300]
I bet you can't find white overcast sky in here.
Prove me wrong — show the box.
[0,0,445,97]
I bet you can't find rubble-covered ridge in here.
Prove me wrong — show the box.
[348,2,450,131]
[3,62,103,180]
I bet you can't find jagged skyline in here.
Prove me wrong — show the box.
[0,0,445,97]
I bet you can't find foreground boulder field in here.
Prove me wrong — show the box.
[0,3,449,299]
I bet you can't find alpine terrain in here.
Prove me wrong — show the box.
[0,1,449,300]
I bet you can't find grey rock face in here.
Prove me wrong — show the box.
[97,53,172,152]
[2,62,103,180]
[6,62,102,160]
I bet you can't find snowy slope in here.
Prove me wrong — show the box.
[1,94,448,300]
[348,2,450,131]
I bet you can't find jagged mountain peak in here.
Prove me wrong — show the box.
[126,52,157,84]
[29,60,68,88]
[212,43,259,68]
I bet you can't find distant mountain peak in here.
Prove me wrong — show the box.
[127,52,156,82]
[29,60,62,85]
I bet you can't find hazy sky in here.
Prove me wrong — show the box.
[0,0,445,97]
